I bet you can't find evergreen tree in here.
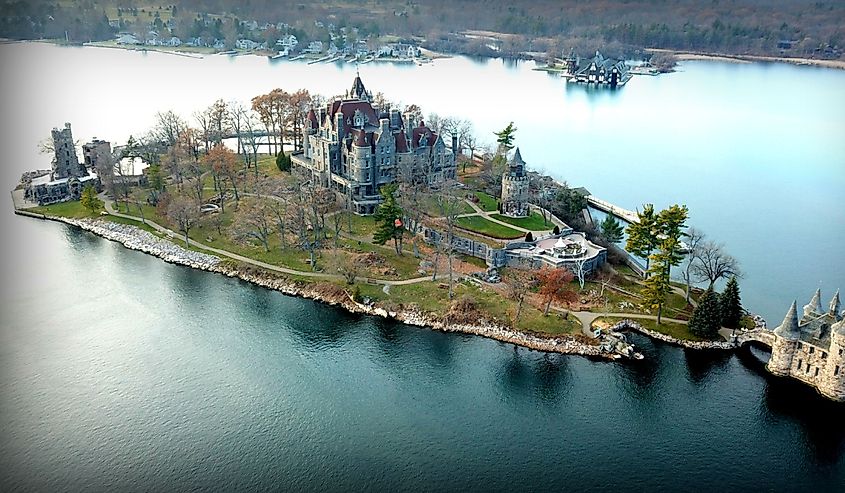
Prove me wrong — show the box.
[720,276,743,330]
[640,238,676,324]
[689,287,722,338]
[524,231,533,242]
[372,184,404,255]
[625,203,658,271]
[276,152,291,172]
[80,184,103,214]
[600,215,624,244]
[493,122,517,152]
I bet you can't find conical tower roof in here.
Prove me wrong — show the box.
[349,75,369,101]
[829,289,841,320]
[773,301,801,340]
[803,288,823,318]
[511,147,525,166]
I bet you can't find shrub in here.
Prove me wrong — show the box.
[524,231,534,242]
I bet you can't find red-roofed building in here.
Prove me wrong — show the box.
[293,75,457,214]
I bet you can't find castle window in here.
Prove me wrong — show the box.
[806,363,811,373]
[836,366,840,376]
[797,359,802,369]
[809,347,814,354]
[814,367,819,377]
[821,352,827,359]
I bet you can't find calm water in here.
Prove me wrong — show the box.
[1,43,844,491]
[1,219,843,491]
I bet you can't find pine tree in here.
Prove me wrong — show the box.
[625,204,658,271]
[689,287,721,338]
[640,242,674,324]
[80,184,103,214]
[372,184,404,255]
[720,276,743,330]
[600,215,624,244]
[494,122,517,151]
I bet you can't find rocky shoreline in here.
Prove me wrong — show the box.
[30,214,610,359]
[610,319,735,350]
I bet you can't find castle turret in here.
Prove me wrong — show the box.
[500,147,530,217]
[803,288,823,318]
[829,289,841,321]
[52,123,85,180]
[768,301,800,376]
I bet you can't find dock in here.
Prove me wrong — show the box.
[585,195,639,223]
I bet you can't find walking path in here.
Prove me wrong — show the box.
[567,309,690,337]
[102,197,438,286]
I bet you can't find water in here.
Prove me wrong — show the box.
[1,219,843,491]
[1,43,844,490]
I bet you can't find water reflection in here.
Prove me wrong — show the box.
[761,378,845,466]
[684,349,732,386]
[498,347,570,404]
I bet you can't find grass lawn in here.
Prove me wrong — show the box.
[592,316,716,342]
[419,195,475,216]
[337,211,378,237]
[32,200,99,219]
[490,211,553,231]
[472,191,499,212]
[456,215,523,240]
[359,280,581,335]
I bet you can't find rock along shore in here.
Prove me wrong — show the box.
[35,215,610,359]
[610,319,735,350]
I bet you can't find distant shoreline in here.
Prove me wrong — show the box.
[646,48,845,70]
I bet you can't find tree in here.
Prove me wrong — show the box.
[373,184,404,256]
[167,196,199,248]
[720,276,743,331]
[681,227,705,304]
[231,199,273,251]
[494,121,517,152]
[689,287,721,339]
[655,204,689,280]
[203,145,241,207]
[692,240,742,289]
[326,250,359,285]
[150,110,187,148]
[506,270,533,325]
[276,152,291,172]
[434,187,466,299]
[80,185,103,214]
[625,204,658,272]
[536,267,577,316]
[640,237,677,324]
[600,215,624,244]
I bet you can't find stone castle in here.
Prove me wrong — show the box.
[767,289,844,401]
[500,147,529,217]
[26,123,100,205]
[294,75,457,214]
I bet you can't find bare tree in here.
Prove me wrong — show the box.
[231,198,273,251]
[573,257,588,290]
[151,110,187,148]
[691,240,742,289]
[681,227,706,303]
[326,249,359,285]
[434,185,465,300]
[506,270,533,326]
[167,196,200,248]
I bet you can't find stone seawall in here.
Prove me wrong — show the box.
[610,319,735,350]
[30,215,608,359]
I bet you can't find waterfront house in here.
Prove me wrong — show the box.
[302,41,323,54]
[567,51,631,88]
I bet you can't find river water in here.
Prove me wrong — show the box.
[1,42,844,490]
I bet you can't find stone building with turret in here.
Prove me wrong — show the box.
[767,289,845,401]
[293,75,457,214]
[25,123,99,205]
[500,147,530,217]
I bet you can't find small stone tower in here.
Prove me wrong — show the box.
[768,301,800,376]
[500,147,529,217]
[52,123,86,180]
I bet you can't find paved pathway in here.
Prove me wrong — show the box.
[102,197,439,286]
[566,309,690,337]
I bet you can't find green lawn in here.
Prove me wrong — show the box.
[456,215,523,240]
[31,200,99,219]
[419,195,475,216]
[592,316,716,342]
[472,191,499,212]
[490,211,553,231]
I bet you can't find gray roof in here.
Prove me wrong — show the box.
[773,301,801,340]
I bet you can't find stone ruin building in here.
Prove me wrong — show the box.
[767,289,845,401]
[25,123,100,205]
[500,147,530,217]
[293,75,457,214]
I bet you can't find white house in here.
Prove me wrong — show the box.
[116,34,140,45]
[277,34,298,49]
[165,37,182,47]
[303,40,323,54]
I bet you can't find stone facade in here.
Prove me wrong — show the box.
[294,75,457,214]
[500,148,529,217]
[766,289,845,401]
[26,123,99,205]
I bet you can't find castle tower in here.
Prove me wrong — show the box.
[803,288,823,318]
[768,301,801,376]
[500,147,530,218]
[348,74,371,101]
[829,289,841,321]
[820,318,845,401]
[52,123,85,180]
